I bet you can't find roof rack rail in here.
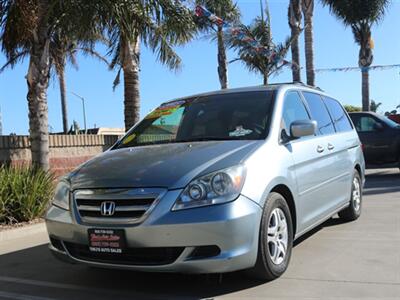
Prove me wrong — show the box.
[292,81,324,92]
[264,81,324,92]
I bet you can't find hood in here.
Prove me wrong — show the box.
[70,140,261,190]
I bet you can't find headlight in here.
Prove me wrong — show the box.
[52,181,70,210]
[172,165,246,211]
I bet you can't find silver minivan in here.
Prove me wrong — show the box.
[46,83,365,280]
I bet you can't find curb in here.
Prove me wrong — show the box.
[0,222,47,243]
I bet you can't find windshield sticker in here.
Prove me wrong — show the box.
[122,134,136,145]
[229,126,253,137]
[160,100,186,108]
[145,100,186,120]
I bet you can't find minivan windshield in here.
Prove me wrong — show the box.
[115,91,275,149]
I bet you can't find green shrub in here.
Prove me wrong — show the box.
[0,166,55,225]
[344,105,362,113]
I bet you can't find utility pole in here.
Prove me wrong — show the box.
[71,92,87,134]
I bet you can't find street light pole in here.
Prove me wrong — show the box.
[71,92,87,134]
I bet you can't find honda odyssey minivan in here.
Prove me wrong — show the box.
[46,83,365,280]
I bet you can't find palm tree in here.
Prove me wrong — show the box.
[288,0,302,82]
[194,0,240,89]
[321,0,391,111]
[51,33,108,134]
[302,0,315,86]
[1,35,107,135]
[228,1,290,85]
[370,100,382,112]
[0,0,102,170]
[0,0,57,170]
[107,0,195,130]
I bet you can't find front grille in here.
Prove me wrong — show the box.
[74,188,165,224]
[64,242,184,266]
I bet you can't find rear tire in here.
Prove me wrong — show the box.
[339,170,362,222]
[247,192,293,281]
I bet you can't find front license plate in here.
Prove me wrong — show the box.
[88,229,126,254]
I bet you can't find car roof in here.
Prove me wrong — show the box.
[160,82,326,106]
[348,112,377,116]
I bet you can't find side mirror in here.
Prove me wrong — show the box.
[290,120,317,138]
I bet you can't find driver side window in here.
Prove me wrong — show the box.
[282,91,311,137]
[355,116,383,132]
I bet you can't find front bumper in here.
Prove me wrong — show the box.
[45,190,262,274]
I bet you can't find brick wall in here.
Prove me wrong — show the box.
[0,135,120,176]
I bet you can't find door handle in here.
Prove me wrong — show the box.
[328,143,335,150]
[317,145,325,153]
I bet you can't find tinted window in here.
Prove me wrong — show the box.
[115,91,275,148]
[352,115,383,132]
[302,92,335,135]
[282,91,310,136]
[324,97,353,132]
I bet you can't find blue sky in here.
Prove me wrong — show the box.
[1,0,399,135]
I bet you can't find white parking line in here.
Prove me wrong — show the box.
[0,290,55,300]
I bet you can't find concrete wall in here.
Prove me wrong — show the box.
[0,135,120,176]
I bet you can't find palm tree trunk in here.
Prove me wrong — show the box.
[217,26,228,90]
[361,70,370,111]
[121,36,141,131]
[303,0,315,86]
[26,0,51,171]
[263,74,268,85]
[358,26,373,112]
[58,63,69,133]
[289,0,301,82]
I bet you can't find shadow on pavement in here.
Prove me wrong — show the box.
[364,169,400,195]
[0,244,261,299]
[0,216,347,300]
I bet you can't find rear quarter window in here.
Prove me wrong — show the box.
[323,97,353,132]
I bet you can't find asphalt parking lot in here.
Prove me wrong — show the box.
[0,169,399,299]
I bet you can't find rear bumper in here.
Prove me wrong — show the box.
[45,191,262,274]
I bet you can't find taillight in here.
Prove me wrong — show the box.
[361,144,365,152]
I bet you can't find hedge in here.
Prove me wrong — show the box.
[0,166,55,225]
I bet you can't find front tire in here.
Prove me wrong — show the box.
[339,170,362,222]
[247,192,293,281]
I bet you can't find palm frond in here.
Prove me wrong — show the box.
[321,0,391,26]
[77,46,109,67]
[0,49,29,73]
[112,67,122,91]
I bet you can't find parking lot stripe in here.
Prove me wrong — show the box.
[0,290,55,300]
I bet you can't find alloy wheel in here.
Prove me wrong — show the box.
[267,208,288,265]
[353,177,361,212]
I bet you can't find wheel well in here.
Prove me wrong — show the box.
[354,164,361,176]
[271,185,297,236]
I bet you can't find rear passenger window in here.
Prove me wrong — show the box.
[282,91,310,136]
[302,92,335,135]
[323,97,353,132]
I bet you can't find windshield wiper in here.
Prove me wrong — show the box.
[175,136,243,143]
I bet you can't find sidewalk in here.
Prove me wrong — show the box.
[0,222,48,255]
